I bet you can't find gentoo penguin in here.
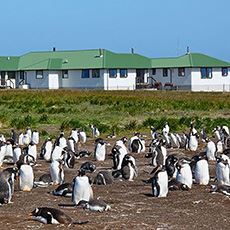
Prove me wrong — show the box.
[151,166,168,197]
[67,137,77,154]
[30,207,88,225]
[5,140,13,158]
[0,134,6,142]
[205,138,216,161]
[55,132,67,148]
[34,174,52,187]
[79,130,87,143]
[40,138,53,161]
[26,127,32,141]
[165,155,178,179]
[94,171,114,185]
[176,159,193,189]
[80,162,96,173]
[94,138,106,161]
[52,183,72,197]
[120,155,138,181]
[63,148,75,169]
[210,184,230,195]
[72,171,93,205]
[112,138,128,170]
[91,125,100,138]
[18,163,34,191]
[27,142,37,162]
[31,130,39,145]
[0,167,17,204]
[13,144,22,164]
[188,123,199,151]
[150,126,159,140]
[129,133,145,153]
[191,155,209,185]
[78,199,111,212]
[0,141,6,167]
[170,133,180,148]
[215,155,230,185]
[18,133,24,146]
[70,128,79,143]
[22,132,30,146]
[200,128,208,142]
[50,160,64,185]
[11,129,18,145]
[168,178,190,191]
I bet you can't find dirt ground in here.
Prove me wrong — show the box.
[0,136,230,230]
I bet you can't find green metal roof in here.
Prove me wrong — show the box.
[0,56,19,71]
[151,53,230,68]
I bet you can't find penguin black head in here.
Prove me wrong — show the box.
[80,162,96,174]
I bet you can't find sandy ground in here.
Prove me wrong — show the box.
[0,137,230,230]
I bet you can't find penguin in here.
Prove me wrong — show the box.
[210,184,230,196]
[215,155,230,185]
[91,125,100,138]
[120,155,138,181]
[78,199,111,212]
[18,133,24,146]
[151,166,168,197]
[70,128,79,143]
[55,132,67,148]
[112,139,128,170]
[27,142,37,162]
[150,126,158,140]
[191,155,209,185]
[213,126,222,142]
[51,146,65,162]
[205,138,216,161]
[188,129,199,151]
[19,163,34,191]
[5,140,13,158]
[22,132,30,146]
[79,162,96,173]
[129,134,145,153]
[168,178,190,191]
[63,148,75,169]
[40,138,53,161]
[0,134,6,142]
[176,159,193,189]
[200,128,208,142]
[170,133,180,148]
[94,171,114,185]
[67,137,77,154]
[94,138,106,161]
[30,207,88,225]
[11,129,18,145]
[0,141,6,167]
[13,144,22,164]
[72,171,93,205]
[77,150,91,159]
[0,167,17,204]
[52,183,72,197]
[50,160,64,185]
[216,140,224,154]
[34,174,52,187]
[31,130,39,145]
[165,154,178,179]
[26,127,32,142]
[79,130,87,143]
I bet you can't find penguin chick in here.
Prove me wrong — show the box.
[30,207,89,225]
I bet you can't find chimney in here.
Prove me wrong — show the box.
[186,46,190,54]
[53,47,56,52]
[131,48,134,54]
[99,48,103,57]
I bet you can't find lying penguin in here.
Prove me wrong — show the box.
[78,199,111,212]
[30,207,88,225]
[52,183,72,197]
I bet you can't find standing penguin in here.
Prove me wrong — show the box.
[40,138,53,162]
[50,161,64,185]
[18,163,34,191]
[216,154,230,185]
[79,130,87,144]
[94,138,106,161]
[91,125,100,138]
[0,167,17,204]
[129,133,145,153]
[13,144,22,164]
[188,123,199,151]
[120,155,138,181]
[72,170,93,205]
[191,155,209,185]
[165,154,178,179]
[205,138,216,161]
[151,166,168,197]
[27,142,37,162]
[70,128,79,143]
[31,130,39,145]
[0,141,6,167]
[51,146,65,162]
[55,132,67,148]
[176,159,193,189]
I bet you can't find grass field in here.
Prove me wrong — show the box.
[0,89,230,137]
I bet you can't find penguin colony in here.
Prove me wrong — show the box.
[0,123,230,226]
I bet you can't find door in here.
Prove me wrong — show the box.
[48,74,59,89]
[0,71,6,86]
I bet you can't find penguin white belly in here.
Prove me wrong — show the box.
[206,141,216,160]
[194,160,209,185]
[140,140,146,153]
[176,164,193,188]
[28,145,37,161]
[95,144,106,161]
[50,161,64,185]
[51,146,63,161]
[0,145,6,166]
[161,146,167,165]
[157,171,168,197]
[32,132,39,144]
[59,137,67,148]
[22,134,30,145]
[216,141,223,153]
[43,142,53,161]
[72,176,92,205]
[18,134,24,146]
[19,165,34,191]
[216,162,230,185]
[71,132,79,143]
[13,147,22,163]
[79,132,87,143]
[5,144,13,157]
[117,150,126,170]
[68,139,75,153]
[189,136,198,151]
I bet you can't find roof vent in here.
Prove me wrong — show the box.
[131,48,134,54]
[99,48,103,58]
[186,46,190,55]
[7,57,10,60]
[53,47,56,52]
[63,59,68,64]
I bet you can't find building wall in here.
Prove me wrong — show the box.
[191,68,230,92]
[149,68,192,90]
[26,71,49,89]
[103,69,136,90]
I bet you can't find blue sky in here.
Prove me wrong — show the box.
[0,0,229,61]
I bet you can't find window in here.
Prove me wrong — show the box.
[222,67,228,77]
[82,69,90,78]
[120,69,128,78]
[92,69,100,78]
[109,69,117,78]
[36,70,43,79]
[178,68,185,77]
[200,67,212,79]
[62,70,68,79]
[163,68,168,77]
[152,68,156,75]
